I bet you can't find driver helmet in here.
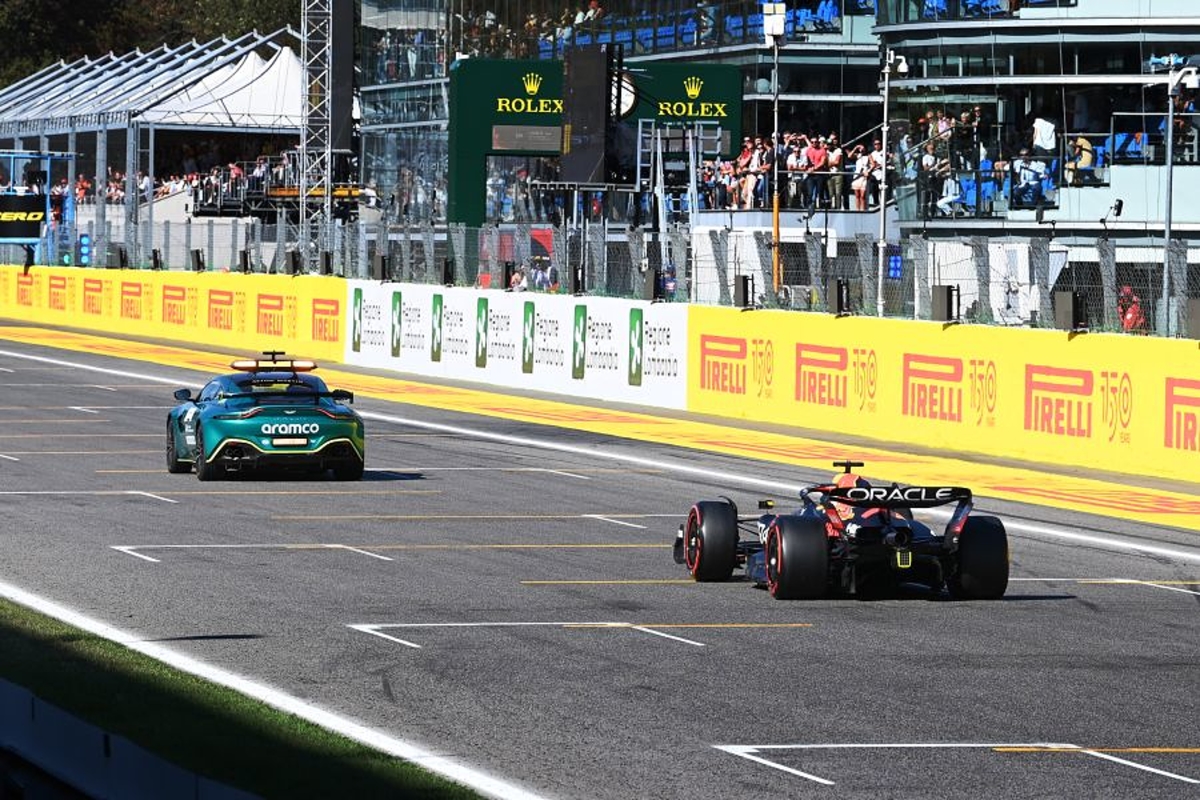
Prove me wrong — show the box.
[831,472,869,520]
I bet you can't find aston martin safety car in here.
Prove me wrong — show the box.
[166,352,365,481]
[673,461,1009,599]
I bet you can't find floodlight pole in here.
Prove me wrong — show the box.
[876,50,904,317]
[1161,61,1195,336]
[764,3,787,296]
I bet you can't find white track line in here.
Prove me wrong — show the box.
[1078,747,1200,784]
[713,745,834,785]
[629,626,705,647]
[582,514,647,529]
[0,454,19,462]
[537,468,590,480]
[350,621,707,649]
[111,546,161,563]
[0,579,547,800]
[1103,580,1200,597]
[68,406,100,414]
[328,544,394,561]
[128,491,179,504]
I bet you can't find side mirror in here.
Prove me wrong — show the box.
[331,389,354,404]
[173,388,194,403]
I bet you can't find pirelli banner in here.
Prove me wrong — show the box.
[687,306,1199,483]
[343,281,689,408]
[0,266,345,361]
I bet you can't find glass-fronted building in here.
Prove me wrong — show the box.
[359,0,882,223]
[875,0,1200,240]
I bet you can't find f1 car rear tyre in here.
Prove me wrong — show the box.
[194,427,225,482]
[165,422,190,474]
[333,459,365,481]
[684,501,738,582]
[948,515,1009,600]
[766,517,828,600]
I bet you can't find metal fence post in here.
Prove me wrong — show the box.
[858,233,876,315]
[970,236,991,323]
[1097,237,1118,331]
[709,228,730,306]
[1028,236,1052,327]
[1169,237,1188,337]
[911,233,930,320]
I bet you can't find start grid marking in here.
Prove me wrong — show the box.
[714,743,1200,787]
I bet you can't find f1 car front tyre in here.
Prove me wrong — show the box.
[684,501,738,582]
[766,517,828,600]
[948,515,1009,600]
[165,422,190,474]
[194,427,225,482]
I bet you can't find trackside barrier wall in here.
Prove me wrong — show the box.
[0,266,345,362]
[1,265,1194,483]
[342,281,690,408]
[687,306,1200,483]
[0,679,258,800]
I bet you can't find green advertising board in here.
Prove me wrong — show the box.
[448,56,742,227]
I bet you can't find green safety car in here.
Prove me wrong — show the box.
[166,352,365,480]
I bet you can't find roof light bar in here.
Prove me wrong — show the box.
[229,358,318,373]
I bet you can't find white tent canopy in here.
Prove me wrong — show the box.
[139,47,302,130]
[0,28,303,136]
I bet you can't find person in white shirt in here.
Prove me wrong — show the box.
[1031,115,1057,157]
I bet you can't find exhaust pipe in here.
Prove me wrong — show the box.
[884,528,912,548]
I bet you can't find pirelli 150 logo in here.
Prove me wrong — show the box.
[699,334,773,398]
[1024,365,1132,442]
[795,344,877,412]
[900,354,998,426]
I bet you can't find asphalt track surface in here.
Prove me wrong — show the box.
[0,334,1198,800]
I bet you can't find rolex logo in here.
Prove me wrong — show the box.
[683,76,703,99]
[523,73,543,96]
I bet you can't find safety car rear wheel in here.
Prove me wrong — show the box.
[766,517,828,600]
[683,501,738,582]
[165,422,190,474]
[194,426,225,482]
[333,459,365,481]
[948,515,1008,600]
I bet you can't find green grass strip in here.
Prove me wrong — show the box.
[0,598,481,799]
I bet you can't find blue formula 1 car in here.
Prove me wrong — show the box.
[166,352,365,481]
[673,461,1009,600]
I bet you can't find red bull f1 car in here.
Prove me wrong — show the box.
[166,352,365,481]
[673,461,1009,599]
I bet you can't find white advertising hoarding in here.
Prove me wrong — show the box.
[345,282,689,408]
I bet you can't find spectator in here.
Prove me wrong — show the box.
[1031,114,1057,157]
[851,145,872,210]
[1118,285,1146,333]
[805,136,829,209]
[1012,148,1046,207]
[1063,136,1095,186]
[826,134,846,210]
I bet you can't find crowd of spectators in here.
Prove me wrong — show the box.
[696,129,884,212]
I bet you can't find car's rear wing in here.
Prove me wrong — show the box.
[826,485,972,509]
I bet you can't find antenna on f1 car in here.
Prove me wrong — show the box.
[831,460,866,474]
[262,350,287,361]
